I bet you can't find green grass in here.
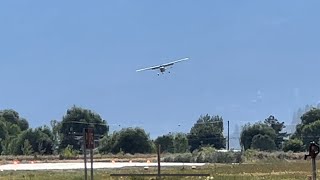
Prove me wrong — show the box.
[0,161,317,180]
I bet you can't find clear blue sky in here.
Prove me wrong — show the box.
[1,1,320,143]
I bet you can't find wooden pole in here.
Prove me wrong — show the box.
[83,129,87,180]
[312,157,317,180]
[227,121,230,150]
[90,148,94,180]
[157,144,161,178]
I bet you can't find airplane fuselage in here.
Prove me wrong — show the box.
[159,66,166,73]
[157,66,167,76]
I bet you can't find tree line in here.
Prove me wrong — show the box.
[0,106,225,156]
[0,105,318,156]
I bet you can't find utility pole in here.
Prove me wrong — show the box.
[90,148,93,180]
[157,144,161,179]
[83,129,88,180]
[227,121,230,150]
[84,128,94,180]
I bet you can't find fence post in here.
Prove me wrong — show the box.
[157,144,161,179]
[304,141,320,180]
[83,128,87,180]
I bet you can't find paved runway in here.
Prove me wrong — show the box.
[0,162,206,171]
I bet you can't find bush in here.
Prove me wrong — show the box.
[283,138,304,152]
[251,134,277,152]
[242,149,306,162]
[174,153,192,162]
[163,154,175,162]
[162,148,243,163]
[215,151,241,163]
[59,145,79,159]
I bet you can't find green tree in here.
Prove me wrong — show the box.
[264,115,288,149]
[251,134,277,151]
[264,115,285,134]
[301,120,320,145]
[0,109,19,124]
[0,109,29,131]
[59,106,109,151]
[12,129,54,155]
[18,118,29,131]
[240,122,276,151]
[283,138,304,152]
[21,139,33,155]
[98,135,112,153]
[7,124,21,136]
[0,109,30,155]
[0,119,5,154]
[301,107,320,125]
[0,118,8,142]
[188,114,226,152]
[291,124,303,139]
[1,122,22,155]
[60,145,79,159]
[291,108,320,146]
[6,137,19,155]
[173,132,189,153]
[104,128,153,154]
[50,120,62,153]
[154,134,174,153]
[37,125,54,141]
[98,131,120,154]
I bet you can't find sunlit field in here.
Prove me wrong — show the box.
[0,161,317,180]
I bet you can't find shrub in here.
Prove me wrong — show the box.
[162,148,243,163]
[59,145,79,160]
[174,153,192,162]
[283,138,304,152]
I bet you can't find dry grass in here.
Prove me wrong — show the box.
[0,153,158,164]
[0,151,318,179]
[0,160,318,180]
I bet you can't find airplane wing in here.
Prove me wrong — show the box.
[136,65,161,72]
[136,57,189,72]
[162,57,189,67]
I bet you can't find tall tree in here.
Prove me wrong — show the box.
[283,138,304,152]
[0,109,19,124]
[173,132,189,153]
[264,115,287,149]
[188,114,226,152]
[50,120,62,152]
[59,106,109,151]
[291,108,320,146]
[103,127,153,154]
[240,122,276,151]
[21,139,33,155]
[98,131,120,154]
[251,134,277,151]
[0,109,29,131]
[0,118,8,141]
[18,118,29,131]
[0,109,30,155]
[11,129,54,155]
[0,118,8,154]
[154,134,174,153]
[37,125,54,141]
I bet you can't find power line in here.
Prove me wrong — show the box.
[60,121,108,126]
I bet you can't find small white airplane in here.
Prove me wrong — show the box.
[136,57,189,75]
